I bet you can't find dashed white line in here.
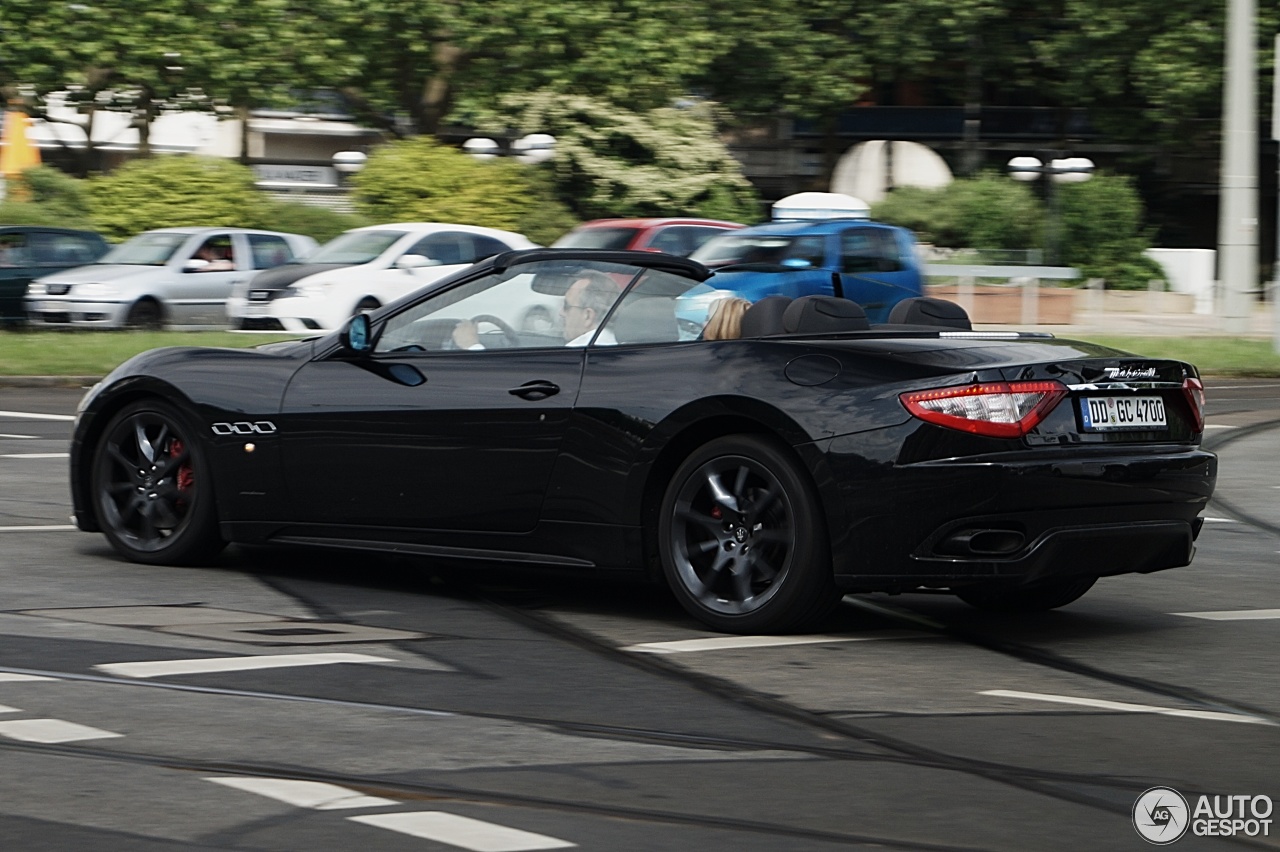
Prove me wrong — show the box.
[624,631,926,654]
[0,452,70,459]
[349,812,575,851]
[0,433,38,439]
[981,690,1275,726]
[0,410,75,421]
[1173,609,1280,621]
[206,777,398,810]
[0,673,57,682]
[0,719,124,743]
[1203,424,1239,430]
[0,704,19,713]
[96,652,396,679]
[1200,517,1238,523]
[0,525,78,532]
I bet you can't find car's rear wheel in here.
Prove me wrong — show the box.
[955,576,1097,612]
[658,435,840,634]
[91,399,224,565]
[125,299,163,330]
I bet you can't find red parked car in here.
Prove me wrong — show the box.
[553,218,743,256]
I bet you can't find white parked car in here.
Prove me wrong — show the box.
[26,227,317,329]
[226,222,538,332]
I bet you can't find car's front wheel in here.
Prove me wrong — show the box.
[125,299,163,330]
[658,435,840,634]
[90,399,224,565]
[955,576,1097,612]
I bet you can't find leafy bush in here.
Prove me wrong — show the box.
[10,165,92,222]
[251,201,371,243]
[1058,173,1162,290]
[88,155,263,240]
[351,137,579,245]
[873,171,1160,289]
[482,91,762,224]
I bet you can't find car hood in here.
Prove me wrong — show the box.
[37,264,170,285]
[249,263,355,291]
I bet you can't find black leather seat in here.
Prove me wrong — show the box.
[739,295,792,337]
[782,295,869,334]
[887,297,972,330]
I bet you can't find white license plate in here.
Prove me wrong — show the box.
[1079,396,1167,431]
[242,303,271,316]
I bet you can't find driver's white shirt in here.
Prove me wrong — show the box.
[467,326,616,350]
[567,327,615,347]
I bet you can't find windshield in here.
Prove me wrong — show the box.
[553,227,640,251]
[305,229,407,265]
[98,232,189,266]
[690,233,827,268]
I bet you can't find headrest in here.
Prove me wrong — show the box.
[739,295,792,337]
[782,295,869,334]
[887,297,972,330]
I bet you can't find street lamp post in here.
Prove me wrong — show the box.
[332,150,367,188]
[1007,155,1095,266]
[463,134,556,164]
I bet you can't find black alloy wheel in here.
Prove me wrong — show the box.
[91,399,224,565]
[658,435,839,634]
[956,576,1098,612]
[125,299,163,330]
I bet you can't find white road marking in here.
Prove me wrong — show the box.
[96,652,396,679]
[0,410,75,421]
[0,704,19,713]
[1200,517,1238,523]
[1173,609,1280,621]
[0,525,78,532]
[624,631,925,654]
[1203,424,1238,430]
[0,433,38,439]
[349,812,575,851]
[0,718,123,743]
[1,452,70,459]
[0,673,57,682]
[206,777,398,810]
[981,690,1275,726]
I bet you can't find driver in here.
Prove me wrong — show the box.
[451,271,620,349]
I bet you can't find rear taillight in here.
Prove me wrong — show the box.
[1182,377,1205,432]
[900,381,1068,438]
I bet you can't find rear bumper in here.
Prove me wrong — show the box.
[826,440,1216,591]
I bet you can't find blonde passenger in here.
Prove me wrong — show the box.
[702,297,752,340]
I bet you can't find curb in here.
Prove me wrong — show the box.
[0,376,101,388]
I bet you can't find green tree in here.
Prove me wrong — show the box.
[872,175,1041,252]
[1058,172,1161,289]
[88,155,263,240]
[487,92,761,223]
[350,137,578,244]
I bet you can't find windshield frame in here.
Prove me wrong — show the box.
[306,229,410,265]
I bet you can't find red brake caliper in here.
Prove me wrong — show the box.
[170,439,194,494]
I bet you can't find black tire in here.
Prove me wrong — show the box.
[658,434,840,634]
[956,576,1097,612]
[90,399,225,565]
[125,299,163,330]
[355,297,380,315]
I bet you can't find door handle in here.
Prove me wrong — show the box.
[509,380,560,400]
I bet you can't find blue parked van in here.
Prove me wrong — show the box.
[687,193,923,324]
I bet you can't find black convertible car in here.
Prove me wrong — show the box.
[70,249,1216,633]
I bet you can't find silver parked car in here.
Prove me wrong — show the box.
[26,227,318,329]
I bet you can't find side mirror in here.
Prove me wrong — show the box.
[341,313,372,354]
[395,254,435,271]
[183,259,210,272]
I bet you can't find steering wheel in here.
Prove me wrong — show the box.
[469,314,521,348]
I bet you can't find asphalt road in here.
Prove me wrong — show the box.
[0,380,1277,851]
